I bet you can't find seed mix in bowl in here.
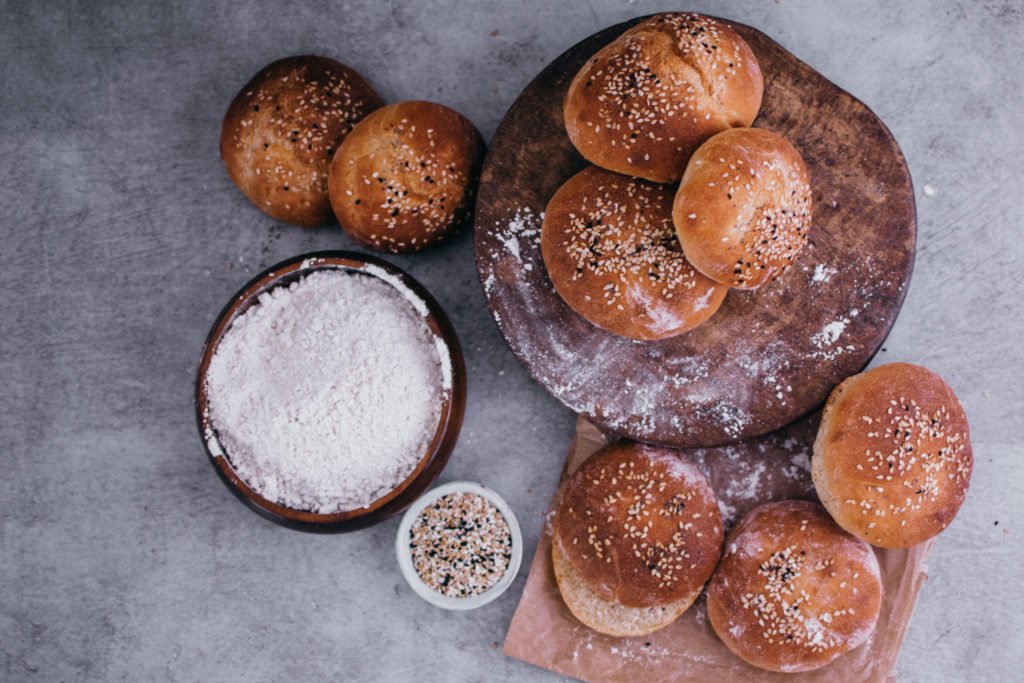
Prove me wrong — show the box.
[409,492,513,597]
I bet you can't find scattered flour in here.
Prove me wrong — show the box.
[705,401,751,439]
[812,319,848,347]
[504,234,521,261]
[724,461,766,500]
[811,317,857,361]
[811,263,836,283]
[496,208,542,263]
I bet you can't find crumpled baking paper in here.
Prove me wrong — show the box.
[504,416,932,682]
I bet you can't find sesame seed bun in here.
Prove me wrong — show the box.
[812,363,973,548]
[328,100,485,253]
[563,13,763,183]
[552,534,698,637]
[707,500,882,673]
[554,443,723,630]
[540,166,728,341]
[673,127,812,289]
[220,56,384,227]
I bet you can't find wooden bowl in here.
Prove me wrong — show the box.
[195,251,467,533]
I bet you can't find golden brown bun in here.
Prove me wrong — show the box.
[552,535,698,637]
[707,500,882,673]
[673,127,812,289]
[554,442,723,610]
[564,13,763,182]
[220,56,383,227]
[812,363,973,548]
[541,166,728,340]
[328,101,485,253]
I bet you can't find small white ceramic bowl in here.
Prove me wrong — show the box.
[396,481,523,610]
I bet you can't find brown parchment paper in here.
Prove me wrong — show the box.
[504,416,933,682]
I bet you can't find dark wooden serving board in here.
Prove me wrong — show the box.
[474,16,916,449]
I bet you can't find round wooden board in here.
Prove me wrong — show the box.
[474,16,916,449]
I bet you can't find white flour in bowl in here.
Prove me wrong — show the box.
[205,269,447,513]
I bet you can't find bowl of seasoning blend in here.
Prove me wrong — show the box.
[195,251,466,532]
[396,481,523,610]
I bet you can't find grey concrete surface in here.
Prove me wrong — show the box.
[1,1,1021,681]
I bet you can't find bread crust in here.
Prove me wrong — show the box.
[673,127,811,289]
[220,55,383,227]
[554,442,723,609]
[812,363,972,548]
[552,534,697,637]
[564,13,763,182]
[707,500,882,673]
[541,166,728,340]
[328,101,485,253]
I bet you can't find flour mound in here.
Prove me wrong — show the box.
[206,269,444,513]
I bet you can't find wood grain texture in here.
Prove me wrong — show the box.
[474,16,916,448]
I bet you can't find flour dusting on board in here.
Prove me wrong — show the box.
[497,208,542,265]
[479,196,898,446]
[811,316,857,360]
[482,208,541,300]
[811,263,836,283]
[813,318,847,346]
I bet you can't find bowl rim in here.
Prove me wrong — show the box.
[395,481,523,610]
[194,250,467,533]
